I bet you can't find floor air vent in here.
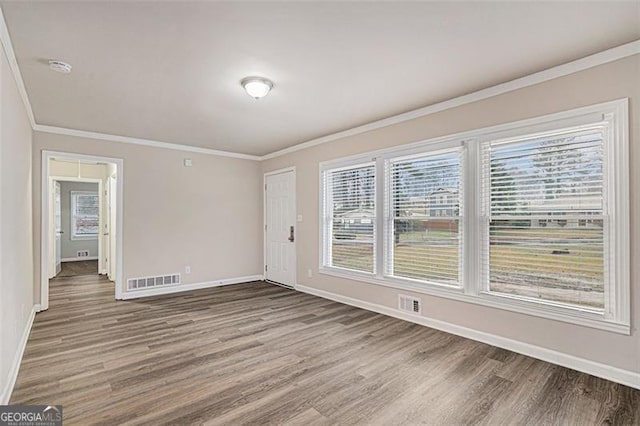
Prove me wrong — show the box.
[399,295,421,315]
[127,273,180,291]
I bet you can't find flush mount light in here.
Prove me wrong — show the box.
[48,60,72,74]
[241,76,273,99]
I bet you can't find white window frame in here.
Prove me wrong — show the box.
[384,146,465,288]
[320,157,378,278]
[318,99,629,334]
[71,190,100,240]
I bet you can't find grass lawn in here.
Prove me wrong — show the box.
[331,226,604,308]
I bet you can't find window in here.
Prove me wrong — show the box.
[71,191,99,239]
[481,127,606,309]
[321,163,376,273]
[319,99,629,333]
[387,149,463,286]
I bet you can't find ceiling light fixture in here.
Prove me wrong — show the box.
[241,76,273,99]
[48,60,72,74]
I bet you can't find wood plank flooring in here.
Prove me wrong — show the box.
[11,275,640,425]
[57,260,99,277]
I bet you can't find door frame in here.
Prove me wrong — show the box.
[48,176,103,278]
[41,150,124,310]
[263,166,297,289]
[53,180,62,276]
[108,172,117,280]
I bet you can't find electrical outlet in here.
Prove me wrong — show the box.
[185,266,191,274]
[307,269,313,278]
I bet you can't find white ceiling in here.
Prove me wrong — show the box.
[2,2,639,156]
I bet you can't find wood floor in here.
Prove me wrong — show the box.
[57,260,99,277]
[11,276,640,425]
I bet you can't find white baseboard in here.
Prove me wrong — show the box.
[1,305,37,404]
[121,275,264,300]
[296,284,640,390]
[61,256,98,262]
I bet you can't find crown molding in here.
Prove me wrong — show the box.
[33,124,262,161]
[260,39,640,160]
[0,7,35,128]
[1,5,638,163]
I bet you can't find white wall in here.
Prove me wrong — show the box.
[0,40,34,403]
[32,133,264,300]
[262,54,640,379]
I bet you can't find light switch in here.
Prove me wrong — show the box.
[297,215,303,222]
[184,158,193,167]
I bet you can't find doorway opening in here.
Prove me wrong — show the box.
[53,179,100,278]
[41,151,123,310]
[264,167,296,289]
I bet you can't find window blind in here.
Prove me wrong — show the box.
[323,163,376,273]
[481,127,606,309]
[72,191,100,238]
[388,149,463,285]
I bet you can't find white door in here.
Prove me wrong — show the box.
[265,171,296,287]
[108,173,117,280]
[54,181,62,275]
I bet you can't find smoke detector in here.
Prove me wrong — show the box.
[48,60,72,74]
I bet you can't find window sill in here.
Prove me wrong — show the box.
[318,267,630,335]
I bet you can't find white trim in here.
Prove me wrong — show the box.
[318,267,628,334]
[41,151,124,310]
[607,101,630,328]
[0,305,37,404]
[317,99,630,335]
[61,256,99,262]
[0,3,636,162]
[319,159,377,274]
[262,41,640,160]
[34,124,261,161]
[263,166,297,177]
[0,7,35,128]
[263,167,297,288]
[316,99,622,168]
[121,275,263,300]
[49,176,103,277]
[296,284,640,390]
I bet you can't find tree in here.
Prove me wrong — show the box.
[331,167,375,214]
[532,136,600,200]
[490,160,517,213]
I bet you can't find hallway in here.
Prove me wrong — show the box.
[55,260,99,278]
